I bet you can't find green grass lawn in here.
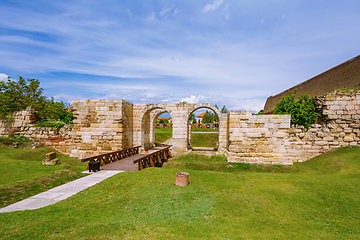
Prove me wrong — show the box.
[0,145,87,208]
[155,128,219,147]
[191,133,219,147]
[155,128,172,143]
[1,147,360,239]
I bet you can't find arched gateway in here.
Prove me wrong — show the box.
[133,102,228,152]
[71,99,229,157]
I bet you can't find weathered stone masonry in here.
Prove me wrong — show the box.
[1,91,359,165]
[226,91,360,164]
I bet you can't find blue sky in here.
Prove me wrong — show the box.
[0,0,359,112]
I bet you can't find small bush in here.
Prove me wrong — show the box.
[274,90,320,128]
[36,119,65,130]
[0,135,32,147]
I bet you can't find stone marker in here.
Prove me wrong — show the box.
[42,152,60,165]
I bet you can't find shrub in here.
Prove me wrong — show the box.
[274,90,320,128]
[36,119,66,130]
[0,135,32,147]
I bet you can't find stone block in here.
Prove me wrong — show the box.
[315,141,327,146]
[344,136,354,142]
[323,136,334,141]
[275,133,287,138]
[246,133,261,138]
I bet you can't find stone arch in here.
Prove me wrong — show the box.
[186,103,222,120]
[186,103,224,150]
[138,104,173,149]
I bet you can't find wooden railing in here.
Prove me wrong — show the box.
[133,146,172,170]
[81,146,141,167]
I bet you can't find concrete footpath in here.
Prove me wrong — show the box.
[0,170,122,213]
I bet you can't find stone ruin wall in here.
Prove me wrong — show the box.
[69,99,133,159]
[226,112,293,164]
[0,107,73,151]
[0,107,35,136]
[226,91,360,164]
[1,91,359,164]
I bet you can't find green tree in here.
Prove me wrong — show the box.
[0,76,47,119]
[189,113,196,123]
[220,105,228,113]
[43,98,73,124]
[202,110,218,123]
[274,90,320,128]
[0,76,73,124]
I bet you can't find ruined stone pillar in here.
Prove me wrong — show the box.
[218,113,229,151]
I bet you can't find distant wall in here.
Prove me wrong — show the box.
[264,54,360,114]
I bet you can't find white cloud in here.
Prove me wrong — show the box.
[148,12,156,20]
[53,93,83,103]
[202,0,225,13]
[0,73,9,82]
[231,99,266,112]
[221,3,230,20]
[181,95,205,103]
[160,7,171,17]
[173,8,179,16]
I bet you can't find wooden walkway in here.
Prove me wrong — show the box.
[100,154,148,171]
[82,146,172,172]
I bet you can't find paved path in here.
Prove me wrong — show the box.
[0,170,121,213]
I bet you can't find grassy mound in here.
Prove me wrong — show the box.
[1,147,360,239]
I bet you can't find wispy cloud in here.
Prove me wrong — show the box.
[220,3,230,20]
[181,95,206,103]
[0,73,9,82]
[0,1,359,111]
[160,7,171,17]
[202,0,225,13]
[148,12,156,20]
[173,8,179,16]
